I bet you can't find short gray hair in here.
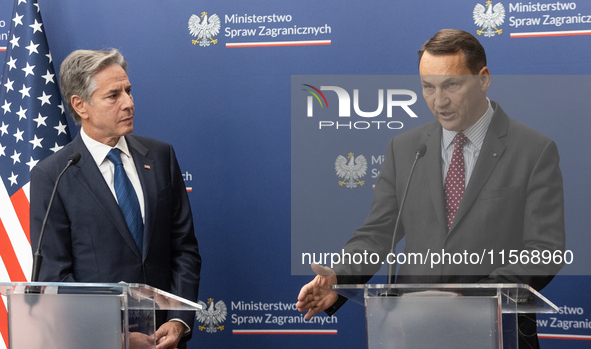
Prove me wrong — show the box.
[59,49,128,124]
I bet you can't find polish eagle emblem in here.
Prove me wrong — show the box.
[335,153,367,188]
[473,1,505,37]
[195,298,227,333]
[188,11,221,47]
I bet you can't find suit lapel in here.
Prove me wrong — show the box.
[448,102,509,232]
[70,135,142,257]
[423,123,447,230]
[126,136,156,261]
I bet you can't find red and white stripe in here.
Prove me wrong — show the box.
[233,329,337,335]
[0,180,32,282]
[226,40,331,48]
[0,178,33,348]
[511,29,591,38]
[539,333,591,340]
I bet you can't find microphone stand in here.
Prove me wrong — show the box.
[384,145,426,296]
[28,153,81,294]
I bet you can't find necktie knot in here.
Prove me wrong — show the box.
[106,148,123,166]
[453,132,467,150]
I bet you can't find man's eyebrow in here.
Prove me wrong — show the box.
[439,76,464,84]
[105,85,131,95]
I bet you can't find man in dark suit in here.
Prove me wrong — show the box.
[30,49,201,349]
[297,29,565,348]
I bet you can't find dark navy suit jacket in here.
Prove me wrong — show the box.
[30,133,201,333]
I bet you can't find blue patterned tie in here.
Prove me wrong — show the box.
[106,148,144,251]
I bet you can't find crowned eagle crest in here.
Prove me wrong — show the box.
[188,12,221,47]
[473,1,505,37]
[196,298,227,333]
[335,153,368,188]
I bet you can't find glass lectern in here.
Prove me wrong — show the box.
[333,283,558,349]
[0,282,202,349]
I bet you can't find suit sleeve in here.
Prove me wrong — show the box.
[30,163,76,282]
[482,139,566,290]
[165,144,202,332]
[332,137,402,285]
[325,138,402,315]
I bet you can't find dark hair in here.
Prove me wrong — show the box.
[418,29,487,74]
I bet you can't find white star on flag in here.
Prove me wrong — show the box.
[38,90,51,105]
[10,35,20,48]
[18,84,31,98]
[12,12,24,26]
[29,19,43,33]
[11,149,22,164]
[29,134,43,149]
[8,172,18,185]
[54,120,68,135]
[16,106,28,120]
[7,57,17,70]
[0,122,9,135]
[26,156,39,170]
[50,142,64,153]
[2,100,12,114]
[13,128,24,142]
[4,78,15,92]
[33,113,47,127]
[22,62,35,76]
[25,40,40,55]
[41,70,54,84]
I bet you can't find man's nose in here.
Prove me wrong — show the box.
[122,92,134,109]
[433,89,450,107]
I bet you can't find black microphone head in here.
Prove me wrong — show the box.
[416,144,427,158]
[69,153,82,165]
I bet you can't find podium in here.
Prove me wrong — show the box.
[333,283,558,349]
[0,282,202,349]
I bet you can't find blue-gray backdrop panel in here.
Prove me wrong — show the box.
[2,0,590,347]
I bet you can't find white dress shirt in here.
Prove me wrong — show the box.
[441,98,494,187]
[80,129,145,222]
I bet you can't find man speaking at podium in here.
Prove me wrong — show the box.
[297,29,565,348]
[30,49,201,349]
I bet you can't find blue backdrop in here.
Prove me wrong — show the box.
[2,0,590,347]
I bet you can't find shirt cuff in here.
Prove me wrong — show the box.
[168,318,191,336]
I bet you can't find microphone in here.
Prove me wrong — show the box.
[415,143,427,158]
[386,144,427,287]
[30,153,81,283]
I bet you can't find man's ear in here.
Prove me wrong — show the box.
[478,66,491,92]
[71,95,88,120]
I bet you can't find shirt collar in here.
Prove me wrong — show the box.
[80,128,132,166]
[442,98,493,150]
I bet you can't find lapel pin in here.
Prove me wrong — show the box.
[492,152,498,157]
[144,164,151,169]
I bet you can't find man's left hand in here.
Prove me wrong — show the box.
[155,321,185,349]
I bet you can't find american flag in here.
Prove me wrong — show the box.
[0,0,71,347]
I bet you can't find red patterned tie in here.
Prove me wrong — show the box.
[445,133,467,229]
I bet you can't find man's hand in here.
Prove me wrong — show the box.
[129,332,155,349]
[296,263,338,319]
[155,321,185,349]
